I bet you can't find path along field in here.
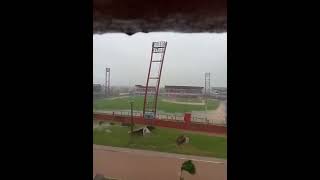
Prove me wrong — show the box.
[94,145,227,180]
[93,96,219,113]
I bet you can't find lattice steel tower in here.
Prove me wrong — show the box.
[143,41,168,119]
[204,72,211,122]
[105,67,110,97]
[204,72,211,97]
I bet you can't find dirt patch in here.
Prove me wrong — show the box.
[206,101,226,124]
[191,101,226,125]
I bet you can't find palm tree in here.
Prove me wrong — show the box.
[180,160,196,180]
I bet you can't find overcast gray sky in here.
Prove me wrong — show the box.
[93,32,227,87]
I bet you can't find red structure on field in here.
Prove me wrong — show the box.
[143,41,168,119]
[184,112,192,128]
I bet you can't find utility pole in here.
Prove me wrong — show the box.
[129,100,134,134]
[105,67,110,97]
[204,72,211,123]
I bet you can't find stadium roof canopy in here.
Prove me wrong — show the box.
[135,85,156,89]
[165,86,204,90]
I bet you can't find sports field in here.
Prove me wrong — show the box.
[169,97,203,103]
[93,122,227,159]
[93,96,219,113]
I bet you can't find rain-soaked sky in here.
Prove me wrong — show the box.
[93,32,227,87]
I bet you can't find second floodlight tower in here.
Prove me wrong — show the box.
[204,72,211,122]
[143,41,168,119]
[105,67,110,97]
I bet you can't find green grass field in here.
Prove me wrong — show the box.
[93,122,227,159]
[167,97,203,103]
[93,96,219,113]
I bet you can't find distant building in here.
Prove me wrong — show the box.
[164,85,204,98]
[211,87,227,100]
[134,85,156,96]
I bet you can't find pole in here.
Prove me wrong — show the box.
[205,98,208,123]
[130,101,134,133]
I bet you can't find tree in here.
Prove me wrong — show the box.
[180,160,196,180]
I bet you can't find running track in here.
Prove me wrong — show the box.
[93,145,227,180]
